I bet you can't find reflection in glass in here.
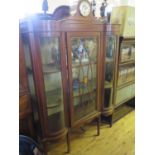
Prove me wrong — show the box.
[71,37,98,121]
[39,36,65,133]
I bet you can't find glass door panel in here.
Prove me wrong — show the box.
[71,37,98,121]
[104,36,116,108]
[39,36,65,133]
[104,36,116,88]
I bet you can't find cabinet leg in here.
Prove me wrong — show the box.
[110,114,113,128]
[43,142,48,155]
[66,129,71,153]
[97,117,100,136]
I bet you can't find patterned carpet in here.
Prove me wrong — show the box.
[47,110,135,155]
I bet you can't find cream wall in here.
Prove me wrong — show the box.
[19,0,135,18]
[48,0,135,17]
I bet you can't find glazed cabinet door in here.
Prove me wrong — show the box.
[66,32,100,126]
[103,35,117,114]
[22,32,67,138]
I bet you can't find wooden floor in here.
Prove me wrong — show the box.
[47,111,135,155]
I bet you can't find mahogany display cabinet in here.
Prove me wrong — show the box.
[19,0,124,152]
[19,0,105,153]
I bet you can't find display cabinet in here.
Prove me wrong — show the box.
[20,0,104,153]
[20,0,130,152]
[101,25,120,126]
[114,37,135,107]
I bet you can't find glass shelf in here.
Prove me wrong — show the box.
[104,81,113,88]
[119,60,135,66]
[72,61,96,68]
[105,57,114,63]
[73,89,96,98]
[43,64,60,74]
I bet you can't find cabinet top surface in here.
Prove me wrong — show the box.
[20,17,120,34]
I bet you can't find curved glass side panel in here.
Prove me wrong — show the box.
[39,36,65,133]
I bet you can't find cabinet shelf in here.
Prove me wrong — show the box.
[73,89,96,98]
[105,58,114,63]
[114,95,135,108]
[72,61,96,68]
[45,89,63,108]
[46,104,64,116]
[117,80,135,89]
[104,81,113,88]
[119,60,135,66]
[43,64,61,74]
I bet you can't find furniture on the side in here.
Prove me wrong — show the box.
[112,36,135,123]
[114,36,135,107]
[19,34,34,138]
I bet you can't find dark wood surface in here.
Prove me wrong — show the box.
[19,33,34,137]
